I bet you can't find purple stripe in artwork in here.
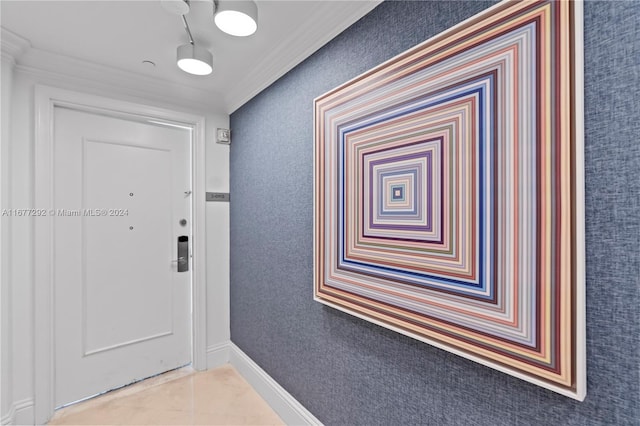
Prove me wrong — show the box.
[363,138,443,235]
[369,153,429,230]
[372,162,429,230]
[377,168,420,216]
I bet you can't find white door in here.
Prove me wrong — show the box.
[53,107,191,407]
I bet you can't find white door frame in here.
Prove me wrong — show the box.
[33,85,207,424]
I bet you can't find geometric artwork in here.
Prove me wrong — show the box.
[314,0,585,399]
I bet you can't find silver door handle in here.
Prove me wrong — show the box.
[171,257,186,263]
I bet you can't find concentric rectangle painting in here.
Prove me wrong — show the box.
[314,0,585,399]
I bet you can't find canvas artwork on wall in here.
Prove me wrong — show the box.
[314,0,585,399]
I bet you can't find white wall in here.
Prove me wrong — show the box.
[1,51,15,426]
[1,39,230,424]
[206,148,230,348]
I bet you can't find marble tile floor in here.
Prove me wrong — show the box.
[48,365,284,425]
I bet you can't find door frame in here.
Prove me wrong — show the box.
[33,85,208,424]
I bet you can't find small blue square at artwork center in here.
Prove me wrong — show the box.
[391,185,404,201]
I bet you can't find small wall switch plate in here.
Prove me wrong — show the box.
[217,128,231,144]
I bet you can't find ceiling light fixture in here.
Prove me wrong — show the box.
[214,0,258,37]
[177,43,213,75]
[176,15,213,75]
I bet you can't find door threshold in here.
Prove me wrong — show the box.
[54,363,193,411]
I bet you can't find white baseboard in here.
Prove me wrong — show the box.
[207,341,321,424]
[1,398,34,425]
[0,407,12,425]
[206,341,232,369]
[228,343,322,426]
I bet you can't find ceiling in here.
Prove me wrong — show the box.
[0,0,381,112]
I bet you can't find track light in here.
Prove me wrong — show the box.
[177,43,213,75]
[214,0,258,37]
[162,0,257,75]
[175,14,213,75]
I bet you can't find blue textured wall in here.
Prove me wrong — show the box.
[230,1,640,424]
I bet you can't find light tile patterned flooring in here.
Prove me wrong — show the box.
[48,365,284,425]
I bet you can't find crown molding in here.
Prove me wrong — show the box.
[14,47,224,113]
[224,0,383,112]
[1,27,30,65]
[2,25,225,113]
[15,46,226,113]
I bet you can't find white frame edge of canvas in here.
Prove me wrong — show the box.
[312,0,587,402]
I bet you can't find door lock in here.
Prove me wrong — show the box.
[174,236,189,272]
